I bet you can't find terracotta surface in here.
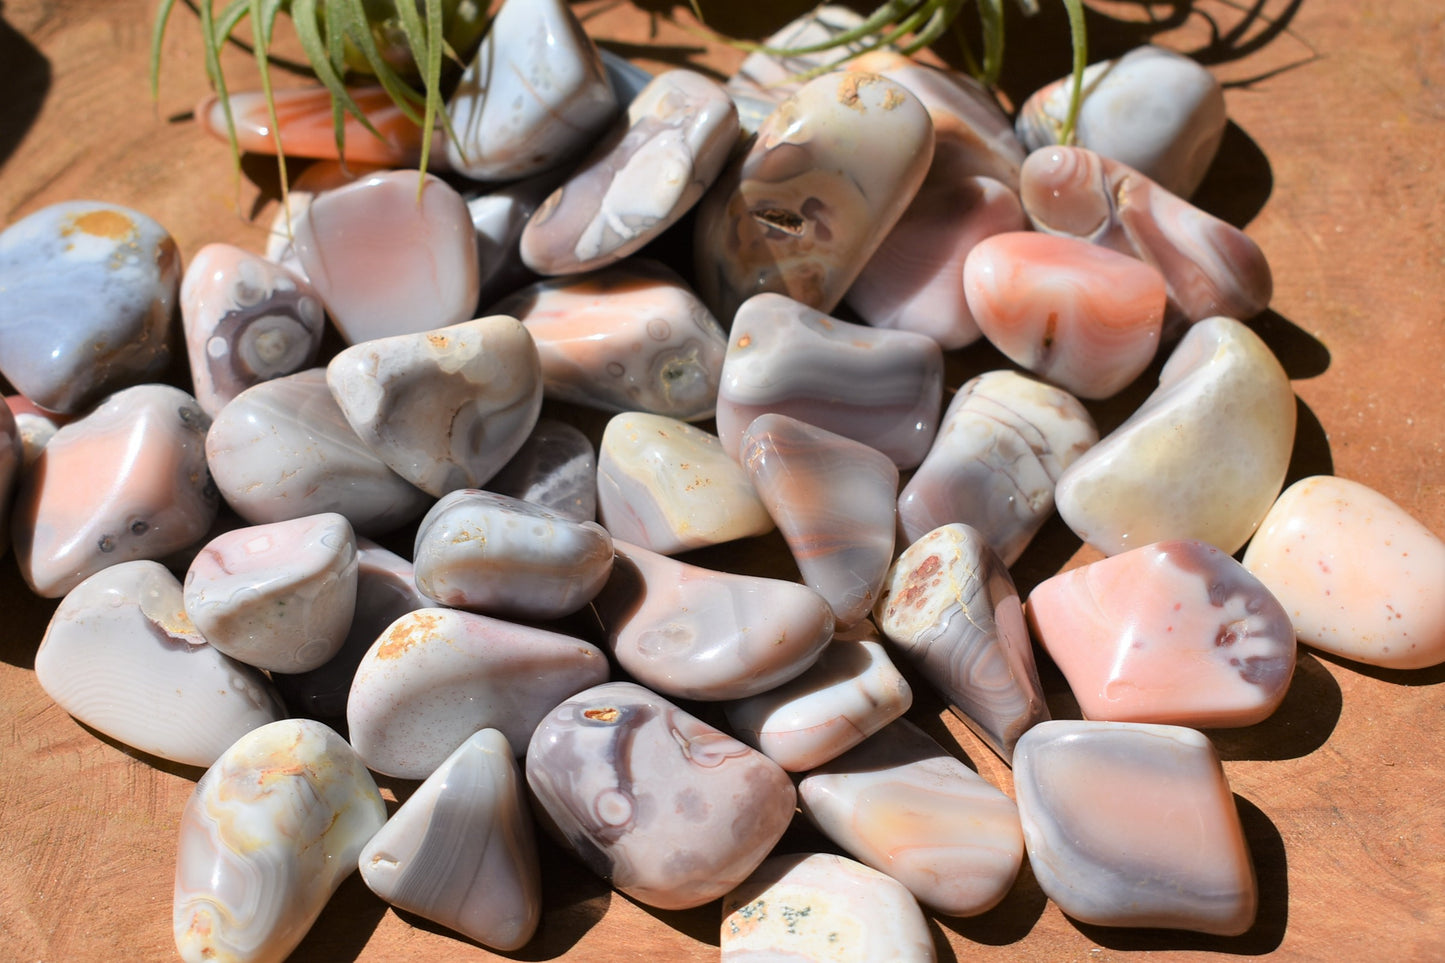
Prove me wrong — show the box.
[1,1,1441,961]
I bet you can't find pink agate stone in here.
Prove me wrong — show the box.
[1242,475,1445,669]
[1027,540,1296,727]
[964,231,1167,399]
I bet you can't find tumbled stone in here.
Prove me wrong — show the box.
[347,607,608,778]
[265,160,385,277]
[1243,475,1445,669]
[1013,720,1257,935]
[180,243,325,418]
[596,412,773,555]
[292,171,480,344]
[496,261,726,421]
[721,852,936,962]
[359,729,541,951]
[521,70,738,275]
[799,718,1024,917]
[486,418,597,523]
[724,623,911,772]
[1055,316,1295,555]
[0,402,18,557]
[206,369,432,536]
[740,414,898,627]
[898,370,1097,561]
[715,293,944,469]
[527,681,796,910]
[0,201,178,414]
[1029,540,1296,726]
[13,384,218,598]
[695,72,935,322]
[467,169,562,306]
[591,541,834,701]
[874,524,1048,761]
[35,560,285,768]
[6,395,64,469]
[327,315,542,497]
[412,489,613,619]
[446,0,617,180]
[183,513,359,674]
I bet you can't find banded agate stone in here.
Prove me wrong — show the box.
[486,418,597,523]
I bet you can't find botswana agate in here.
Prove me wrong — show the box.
[527,682,796,910]
[486,418,597,523]
[174,719,386,963]
[874,524,1048,761]
[1028,540,1296,727]
[1013,720,1257,935]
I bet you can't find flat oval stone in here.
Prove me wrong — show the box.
[694,71,935,323]
[0,201,178,414]
[174,719,386,963]
[412,489,613,619]
[724,623,912,772]
[446,0,617,180]
[592,541,835,701]
[521,69,739,275]
[359,729,541,951]
[180,243,326,418]
[206,369,432,536]
[1243,475,1445,669]
[526,681,797,910]
[485,418,597,523]
[326,315,543,497]
[1016,45,1227,199]
[183,513,360,673]
[715,293,945,469]
[965,231,1167,399]
[1028,540,1296,726]
[1055,315,1296,555]
[13,384,218,598]
[721,852,936,962]
[740,414,899,628]
[1013,720,1257,935]
[874,523,1048,762]
[35,560,285,768]
[596,412,773,555]
[798,718,1024,917]
[292,171,480,344]
[496,261,727,421]
[898,370,1097,561]
[347,607,609,778]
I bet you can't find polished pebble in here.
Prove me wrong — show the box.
[467,169,564,306]
[359,729,541,951]
[485,418,597,523]
[183,513,359,673]
[1028,540,1296,726]
[0,402,19,557]
[591,540,835,701]
[6,394,63,469]
[799,718,1024,917]
[874,523,1048,761]
[1243,475,1445,669]
[1055,315,1296,555]
[326,315,543,497]
[347,607,608,778]
[596,412,773,555]
[1013,720,1257,935]
[527,681,796,910]
[35,560,285,768]
[0,201,178,414]
[263,160,383,278]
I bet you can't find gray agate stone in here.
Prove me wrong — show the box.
[0,201,178,414]
[485,418,597,523]
[526,681,797,910]
[359,729,541,951]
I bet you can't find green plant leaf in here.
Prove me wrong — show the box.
[149,0,182,103]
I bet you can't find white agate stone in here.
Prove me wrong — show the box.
[596,411,773,555]
[724,623,912,772]
[183,513,359,673]
[326,315,543,498]
[446,0,617,180]
[721,852,936,962]
[174,719,386,963]
[1055,315,1296,556]
[359,729,541,951]
[347,607,608,778]
[35,560,285,768]
[799,718,1025,917]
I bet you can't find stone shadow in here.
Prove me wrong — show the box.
[0,6,51,170]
